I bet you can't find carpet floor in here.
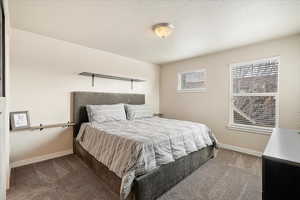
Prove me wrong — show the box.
[7,149,262,200]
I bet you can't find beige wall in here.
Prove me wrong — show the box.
[160,34,300,152]
[10,29,160,163]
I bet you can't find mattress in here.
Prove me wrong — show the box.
[76,117,217,199]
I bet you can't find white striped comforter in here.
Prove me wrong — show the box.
[76,117,217,200]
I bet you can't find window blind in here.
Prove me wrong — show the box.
[178,70,206,91]
[230,57,279,128]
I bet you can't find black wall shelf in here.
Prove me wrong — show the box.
[79,72,145,89]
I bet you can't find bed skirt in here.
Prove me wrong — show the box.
[74,140,215,200]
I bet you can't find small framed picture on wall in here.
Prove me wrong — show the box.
[10,111,31,130]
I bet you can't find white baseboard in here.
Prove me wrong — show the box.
[218,143,262,157]
[11,149,73,168]
[6,168,10,190]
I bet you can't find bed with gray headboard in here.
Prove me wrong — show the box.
[72,91,215,200]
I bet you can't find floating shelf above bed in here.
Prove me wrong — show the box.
[79,72,146,88]
[11,122,76,132]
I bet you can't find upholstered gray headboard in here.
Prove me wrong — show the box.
[72,92,145,137]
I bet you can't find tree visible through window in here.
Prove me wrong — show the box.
[229,57,279,131]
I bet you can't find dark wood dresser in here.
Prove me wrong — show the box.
[262,128,300,200]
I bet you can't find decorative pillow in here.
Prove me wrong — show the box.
[86,104,126,123]
[125,104,153,120]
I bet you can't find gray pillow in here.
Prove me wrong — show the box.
[86,104,126,123]
[125,104,153,120]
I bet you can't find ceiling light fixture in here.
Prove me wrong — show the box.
[152,23,175,39]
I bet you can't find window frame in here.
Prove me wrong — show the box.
[228,57,280,134]
[177,69,207,93]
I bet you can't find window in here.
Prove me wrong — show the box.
[229,57,279,134]
[177,69,206,92]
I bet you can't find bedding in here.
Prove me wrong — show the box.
[86,104,126,123]
[76,117,217,200]
[125,104,153,120]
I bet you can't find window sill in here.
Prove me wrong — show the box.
[177,88,207,93]
[227,124,273,135]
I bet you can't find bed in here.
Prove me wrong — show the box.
[72,92,217,200]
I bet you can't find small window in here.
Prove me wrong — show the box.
[228,57,279,134]
[177,69,206,92]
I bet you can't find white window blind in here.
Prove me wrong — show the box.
[178,70,206,92]
[229,57,279,133]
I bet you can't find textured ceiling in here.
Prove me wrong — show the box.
[9,0,300,64]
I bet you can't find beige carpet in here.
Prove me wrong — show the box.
[7,149,262,200]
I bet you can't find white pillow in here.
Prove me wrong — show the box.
[125,104,153,120]
[86,104,126,123]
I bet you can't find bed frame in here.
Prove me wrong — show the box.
[72,92,215,200]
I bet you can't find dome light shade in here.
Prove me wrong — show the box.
[152,23,174,39]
